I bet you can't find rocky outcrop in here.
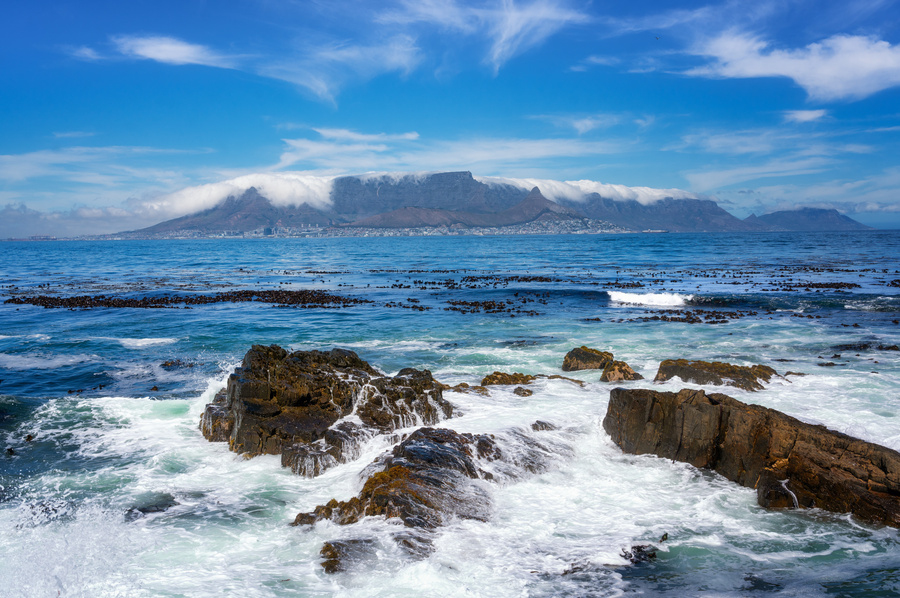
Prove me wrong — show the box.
[603,388,900,527]
[296,425,569,571]
[654,359,776,391]
[600,360,644,382]
[199,345,452,477]
[562,346,612,372]
[293,427,497,529]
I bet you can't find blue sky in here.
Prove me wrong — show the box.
[2,0,900,235]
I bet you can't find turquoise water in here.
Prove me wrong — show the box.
[1,232,899,596]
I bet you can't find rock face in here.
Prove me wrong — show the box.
[603,388,900,527]
[199,345,452,476]
[562,346,613,372]
[654,359,776,391]
[481,371,537,386]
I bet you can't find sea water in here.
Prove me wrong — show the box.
[0,232,899,597]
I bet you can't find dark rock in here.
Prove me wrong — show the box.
[200,345,452,477]
[320,539,376,574]
[621,544,657,564]
[531,420,557,431]
[513,386,533,397]
[600,360,644,382]
[125,493,180,521]
[440,381,489,396]
[603,387,900,527]
[293,427,495,530]
[562,346,613,372]
[653,359,777,391]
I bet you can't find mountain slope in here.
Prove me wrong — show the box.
[744,208,871,231]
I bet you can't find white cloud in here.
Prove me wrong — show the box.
[687,32,900,101]
[313,128,420,142]
[139,172,337,220]
[71,46,102,61]
[782,109,827,123]
[112,35,236,68]
[477,176,697,204]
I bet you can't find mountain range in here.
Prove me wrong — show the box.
[131,171,871,235]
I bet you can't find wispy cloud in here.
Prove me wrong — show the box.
[381,0,588,73]
[52,131,97,139]
[112,35,237,68]
[273,127,625,174]
[782,109,828,123]
[686,32,900,101]
[533,113,621,134]
[685,157,831,191]
[260,35,421,101]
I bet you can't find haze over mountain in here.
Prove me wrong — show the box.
[128,171,871,236]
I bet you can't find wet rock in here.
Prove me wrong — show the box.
[653,359,777,391]
[320,539,376,574]
[481,371,536,386]
[531,420,557,431]
[440,381,489,396]
[621,544,657,564]
[200,345,452,477]
[600,360,644,382]
[603,387,900,527]
[125,493,180,521]
[513,386,533,397]
[562,346,613,372]
[293,427,495,530]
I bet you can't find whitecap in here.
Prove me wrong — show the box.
[608,291,693,307]
[114,338,178,349]
[0,353,96,370]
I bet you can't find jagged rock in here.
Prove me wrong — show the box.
[600,360,643,382]
[200,345,452,477]
[320,539,376,574]
[293,428,496,529]
[653,359,776,391]
[199,390,233,442]
[513,386,533,397]
[562,346,613,372]
[440,381,489,396]
[603,387,900,527]
[481,371,536,386]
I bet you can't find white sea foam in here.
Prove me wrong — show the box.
[113,337,178,349]
[608,291,694,307]
[0,353,96,370]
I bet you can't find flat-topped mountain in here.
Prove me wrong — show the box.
[127,171,872,236]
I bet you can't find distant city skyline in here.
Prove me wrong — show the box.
[2,0,900,235]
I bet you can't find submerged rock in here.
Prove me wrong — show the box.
[653,359,777,391]
[562,346,613,372]
[603,387,900,527]
[199,345,452,477]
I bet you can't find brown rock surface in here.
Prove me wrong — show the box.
[600,360,644,382]
[562,346,613,372]
[602,387,900,527]
[481,371,537,386]
[200,345,452,477]
[653,359,777,391]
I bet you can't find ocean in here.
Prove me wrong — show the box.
[1,231,899,597]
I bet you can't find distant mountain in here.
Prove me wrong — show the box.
[137,187,334,234]
[126,172,872,237]
[744,208,871,231]
[350,187,584,228]
[554,195,758,233]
